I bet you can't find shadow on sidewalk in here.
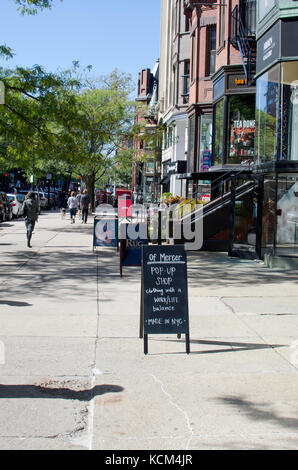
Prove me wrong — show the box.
[217,395,298,432]
[150,338,285,355]
[0,384,124,401]
[0,300,32,307]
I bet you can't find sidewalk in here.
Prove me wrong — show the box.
[0,212,298,450]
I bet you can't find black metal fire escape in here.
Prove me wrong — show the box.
[231,3,256,86]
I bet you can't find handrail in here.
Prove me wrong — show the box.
[180,180,254,224]
[180,167,248,214]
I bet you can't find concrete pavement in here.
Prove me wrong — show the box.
[0,211,298,450]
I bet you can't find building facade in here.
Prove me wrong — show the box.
[133,62,161,203]
[158,0,190,197]
[182,0,257,200]
[250,0,298,264]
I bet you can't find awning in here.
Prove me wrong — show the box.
[177,168,253,181]
[160,176,170,185]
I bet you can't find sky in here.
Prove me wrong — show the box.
[1,0,161,91]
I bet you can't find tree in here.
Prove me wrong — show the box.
[0,63,82,183]
[14,0,59,15]
[64,70,136,209]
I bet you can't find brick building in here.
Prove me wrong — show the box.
[133,62,161,203]
[182,0,257,198]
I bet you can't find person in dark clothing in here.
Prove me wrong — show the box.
[22,191,39,248]
[80,189,91,224]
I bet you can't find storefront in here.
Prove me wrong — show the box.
[229,14,298,265]
[212,65,256,167]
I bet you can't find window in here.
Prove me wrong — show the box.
[182,60,190,104]
[199,114,213,171]
[191,33,196,82]
[213,99,224,166]
[280,61,298,162]
[227,95,256,164]
[188,115,195,172]
[276,174,298,256]
[219,3,225,47]
[240,0,256,36]
[174,0,179,36]
[206,25,216,77]
[258,0,275,21]
[256,64,280,163]
[185,16,190,33]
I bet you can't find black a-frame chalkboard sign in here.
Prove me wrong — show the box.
[140,245,190,354]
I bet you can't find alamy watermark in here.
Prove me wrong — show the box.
[0,81,5,105]
[0,341,5,365]
[95,202,204,251]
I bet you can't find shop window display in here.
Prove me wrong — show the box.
[227,95,256,164]
[199,114,212,171]
[280,62,298,162]
[276,174,298,256]
[188,115,195,172]
[213,99,224,166]
[256,64,280,163]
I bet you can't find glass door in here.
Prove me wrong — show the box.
[276,174,298,257]
[232,177,259,256]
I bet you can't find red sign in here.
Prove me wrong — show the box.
[118,197,132,218]
[116,189,132,199]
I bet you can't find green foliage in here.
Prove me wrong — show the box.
[13,0,59,15]
[0,64,82,177]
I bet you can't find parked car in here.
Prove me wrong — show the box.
[38,191,47,209]
[17,190,42,212]
[0,192,13,222]
[7,193,23,218]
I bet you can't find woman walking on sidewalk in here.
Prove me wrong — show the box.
[67,191,78,224]
[22,191,39,248]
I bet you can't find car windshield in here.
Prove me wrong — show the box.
[17,195,25,202]
[7,196,14,202]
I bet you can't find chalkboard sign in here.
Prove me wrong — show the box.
[93,217,118,249]
[141,245,190,354]
[120,222,148,277]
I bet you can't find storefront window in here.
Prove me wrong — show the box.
[256,64,280,163]
[280,62,298,162]
[227,95,256,164]
[188,115,195,172]
[199,114,212,171]
[213,99,224,166]
[233,178,258,254]
[276,174,298,256]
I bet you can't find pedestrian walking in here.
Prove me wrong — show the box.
[76,190,82,218]
[22,191,39,248]
[67,191,78,223]
[80,189,91,224]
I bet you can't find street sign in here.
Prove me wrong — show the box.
[140,245,190,354]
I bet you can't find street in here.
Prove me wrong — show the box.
[0,211,298,450]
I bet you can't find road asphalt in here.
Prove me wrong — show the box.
[0,211,298,450]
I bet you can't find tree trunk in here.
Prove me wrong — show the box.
[63,172,72,192]
[84,173,96,212]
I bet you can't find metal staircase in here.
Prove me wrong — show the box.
[231,4,256,86]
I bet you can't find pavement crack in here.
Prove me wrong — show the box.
[150,374,194,450]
